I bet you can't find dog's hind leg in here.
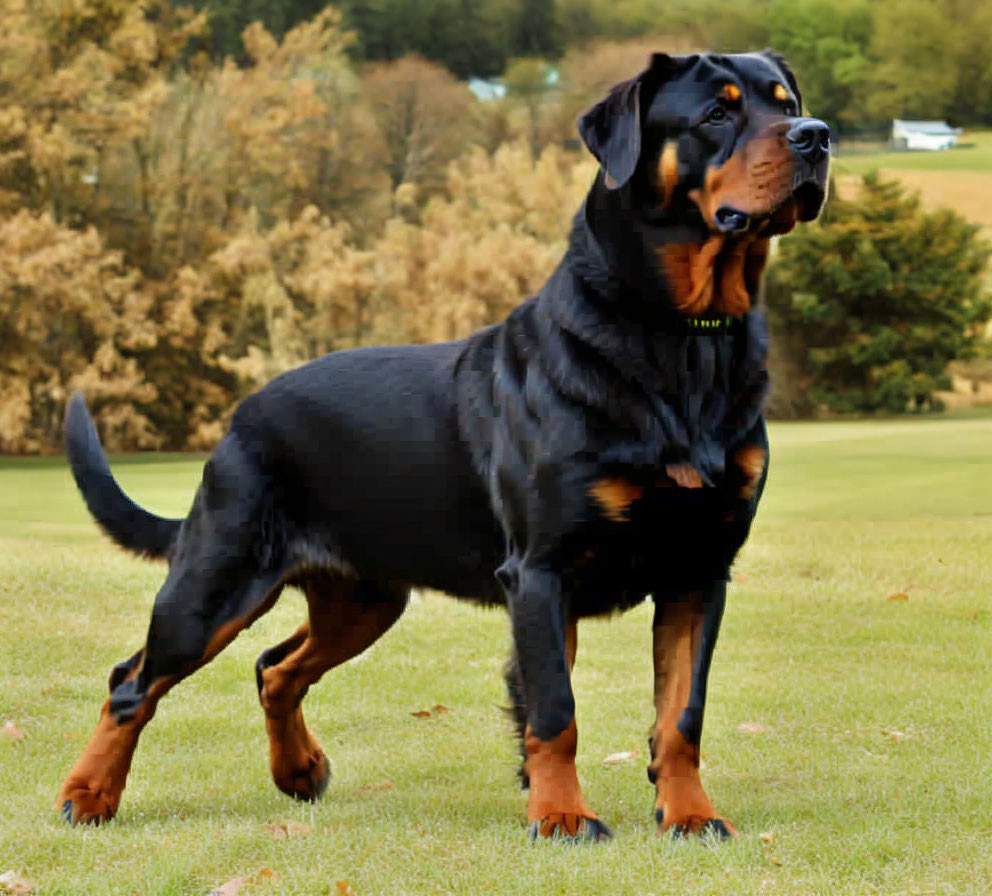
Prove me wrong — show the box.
[57,433,288,825]
[56,574,284,825]
[255,575,407,801]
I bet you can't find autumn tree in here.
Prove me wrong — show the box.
[361,56,479,198]
[0,211,158,452]
[765,174,992,415]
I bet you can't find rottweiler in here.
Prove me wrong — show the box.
[57,51,829,840]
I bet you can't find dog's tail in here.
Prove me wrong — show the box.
[65,393,182,559]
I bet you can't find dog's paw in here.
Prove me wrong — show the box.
[655,807,737,840]
[273,750,331,802]
[57,784,118,826]
[528,814,612,842]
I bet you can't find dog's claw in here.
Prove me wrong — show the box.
[702,818,733,839]
[528,816,612,842]
[663,815,736,841]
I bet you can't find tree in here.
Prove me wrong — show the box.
[764,173,992,416]
[361,56,478,196]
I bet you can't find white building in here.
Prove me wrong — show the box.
[891,119,962,151]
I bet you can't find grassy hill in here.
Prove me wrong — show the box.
[834,130,992,236]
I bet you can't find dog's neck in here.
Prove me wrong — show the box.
[573,177,767,320]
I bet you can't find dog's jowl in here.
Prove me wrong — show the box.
[58,51,829,839]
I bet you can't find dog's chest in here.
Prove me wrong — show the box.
[563,471,751,615]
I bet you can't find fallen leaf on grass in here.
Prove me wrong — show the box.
[337,882,357,896]
[208,869,275,895]
[0,870,34,894]
[881,728,906,742]
[1,723,26,742]
[263,822,312,839]
[208,877,249,896]
[737,722,768,734]
[768,857,783,867]
[759,831,774,845]
[886,592,909,602]
[362,780,395,791]
[411,705,453,719]
[602,750,639,764]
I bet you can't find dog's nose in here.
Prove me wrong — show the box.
[786,118,830,165]
[714,206,750,234]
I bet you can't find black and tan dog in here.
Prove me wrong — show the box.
[57,51,829,840]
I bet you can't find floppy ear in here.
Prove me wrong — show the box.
[762,49,803,111]
[578,53,671,191]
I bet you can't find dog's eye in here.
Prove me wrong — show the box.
[706,106,728,124]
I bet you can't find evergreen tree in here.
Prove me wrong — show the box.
[765,174,992,415]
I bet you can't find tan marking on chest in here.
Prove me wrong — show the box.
[665,463,704,489]
[656,236,769,316]
[590,477,644,522]
[733,445,766,499]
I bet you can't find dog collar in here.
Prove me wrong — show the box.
[686,315,734,330]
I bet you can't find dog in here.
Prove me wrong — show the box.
[57,51,829,840]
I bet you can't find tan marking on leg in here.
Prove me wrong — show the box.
[56,675,176,824]
[259,578,405,800]
[650,595,736,837]
[564,618,578,672]
[57,584,286,824]
[734,445,766,499]
[525,718,598,836]
[589,477,644,522]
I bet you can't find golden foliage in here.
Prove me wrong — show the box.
[0,210,157,452]
[0,0,642,453]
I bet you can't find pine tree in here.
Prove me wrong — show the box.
[765,173,992,415]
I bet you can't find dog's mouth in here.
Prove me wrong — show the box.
[711,179,827,238]
[657,178,826,318]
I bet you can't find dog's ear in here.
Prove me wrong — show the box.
[578,53,673,191]
[762,49,803,111]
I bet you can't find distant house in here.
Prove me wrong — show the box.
[467,78,507,102]
[891,119,962,151]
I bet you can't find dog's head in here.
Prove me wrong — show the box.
[579,52,829,316]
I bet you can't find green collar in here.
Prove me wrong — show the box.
[686,315,735,330]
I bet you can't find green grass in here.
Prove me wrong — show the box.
[2,418,992,895]
[835,130,992,174]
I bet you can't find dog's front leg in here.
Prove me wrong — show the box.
[499,556,611,841]
[649,583,737,838]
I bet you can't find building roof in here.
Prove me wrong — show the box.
[892,119,962,136]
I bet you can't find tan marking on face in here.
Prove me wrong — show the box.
[734,445,766,499]
[589,477,644,522]
[773,83,788,102]
[689,130,795,229]
[656,142,680,207]
[722,83,742,103]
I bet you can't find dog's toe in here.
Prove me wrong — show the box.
[528,814,611,842]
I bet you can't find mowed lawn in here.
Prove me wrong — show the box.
[1,417,992,895]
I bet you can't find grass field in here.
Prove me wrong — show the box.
[834,130,992,236]
[2,417,992,895]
